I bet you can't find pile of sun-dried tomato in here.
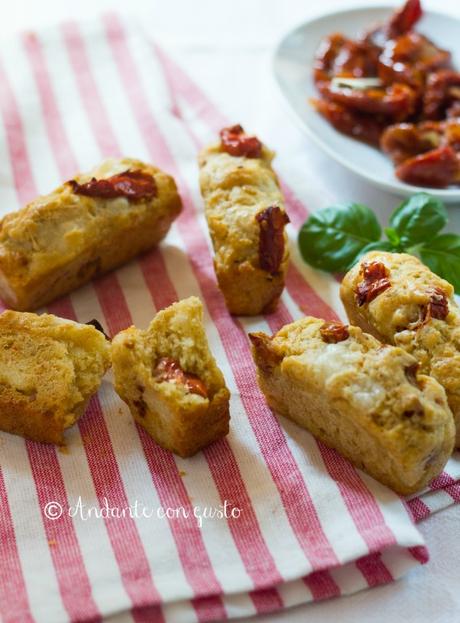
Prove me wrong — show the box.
[311,0,460,188]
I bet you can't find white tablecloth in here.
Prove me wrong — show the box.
[2,0,459,621]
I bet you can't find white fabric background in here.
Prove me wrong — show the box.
[1,1,459,621]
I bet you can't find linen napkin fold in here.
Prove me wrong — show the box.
[0,14,458,623]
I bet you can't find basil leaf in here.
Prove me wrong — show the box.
[383,227,401,248]
[419,234,460,293]
[348,240,398,269]
[298,203,381,272]
[389,193,448,246]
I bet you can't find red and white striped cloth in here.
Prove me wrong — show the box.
[0,15,459,623]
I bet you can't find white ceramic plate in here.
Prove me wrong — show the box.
[273,5,460,203]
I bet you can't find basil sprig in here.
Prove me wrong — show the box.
[298,193,460,292]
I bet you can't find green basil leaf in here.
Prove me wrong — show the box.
[384,227,401,248]
[389,193,448,246]
[348,240,398,269]
[298,203,381,272]
[419,234,460,293]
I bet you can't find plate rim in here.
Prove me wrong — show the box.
[272,4,460,203]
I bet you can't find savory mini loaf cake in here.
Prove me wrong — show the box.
[341,251,460,447]
[0,158,182,311]
[250,316,454,495]
[0,311,111,444]
[198,125,290,315]
[111,296,230,457]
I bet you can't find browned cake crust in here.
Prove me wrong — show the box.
[341,251,460,447]
[250,316,455,495]
[111,297,230,457]
[198,127,289,315]
[0,158,182,311]
[0,311,111,444]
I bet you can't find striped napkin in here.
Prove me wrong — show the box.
[0,15,459,623]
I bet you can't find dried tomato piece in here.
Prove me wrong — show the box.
[153,357,208,398]
[319,82,417,120]
[406,288,449,331]
[314,33,348,83]
[363,0,423,48]
[426,287,449,320]
[423,70,460,120]
[256,205,290,275]
[447,101,460,118]
[356,261,391,306]
[378,32,451,90]
[220,125,263,158]
[396,145,460,188]
[381,121,442,165]
[312,98,385,146]
[314,34,380,83]
[320,321,350,343]
[386,0,423,40]
[68,170,157,201]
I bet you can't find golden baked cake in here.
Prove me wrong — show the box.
[250,316,454,495]
[0,158,182,311]
[341,251,460,447]
[0,311,111,444]
[111,296,230,457]
[198,124,290,315]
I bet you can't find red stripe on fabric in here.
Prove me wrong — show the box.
[47,301,165,623]
[103,12,340,576]
[139,249,178,312]
[278,182,310,230]
[96,249,283,603]
[153,44,226,132]
[204,439,284,589]
[61,21,120,157]
[355,552,393,587]
[285,264,338,321]
[89,212,227,608]
[0,57,36,204]
[430,471,460,503]
[93,272,132,337]
[0,55,103,621]
[408,546,429,564]
[444,482,460,503]
[303,569,341,601]
[0,469,34,623]
[61,20,227,620]
[317,444,396,553]
[26,442,101,622]
[139,252,285,596]
[77,396,165,623]
[154,45,398,588]
[248,588,283,613]
[22,32,79,178]
[19,26,165,617]
[405,497,432,523]
[138,431,226,619]
[429,471,455,489]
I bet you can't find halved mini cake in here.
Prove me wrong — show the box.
[0,311,111,444]
[111,297,230,457]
